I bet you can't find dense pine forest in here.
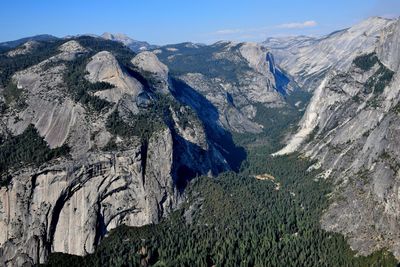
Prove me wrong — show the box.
[44,101,399,266]
[0,125,70,186]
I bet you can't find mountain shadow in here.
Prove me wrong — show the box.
[170,77,247,172]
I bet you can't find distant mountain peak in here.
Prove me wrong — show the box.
[262,16,397,91]
[100,32,159,52]
[101,32,133,44]
[0,34,59,49]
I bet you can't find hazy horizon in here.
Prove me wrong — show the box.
[1,0,400,45]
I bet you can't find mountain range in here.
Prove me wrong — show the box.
[0,16,400,266]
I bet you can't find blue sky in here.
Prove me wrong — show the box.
[1,0,399,44]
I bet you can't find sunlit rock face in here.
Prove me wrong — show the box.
[263,17,395,91]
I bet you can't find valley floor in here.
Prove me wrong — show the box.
[44,107,398,267]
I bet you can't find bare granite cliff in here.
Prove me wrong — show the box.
[0,129,175,264]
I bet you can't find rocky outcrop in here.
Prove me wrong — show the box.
[6,41,39,57]
[86,51,144,103]
[131,51,170,94]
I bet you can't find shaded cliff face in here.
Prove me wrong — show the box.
[276,18,400,259]
[0,37,229,265]
[153,41,299,135]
